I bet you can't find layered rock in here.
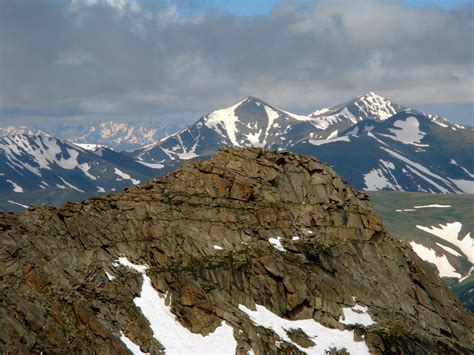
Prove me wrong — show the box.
[1,147,473,354]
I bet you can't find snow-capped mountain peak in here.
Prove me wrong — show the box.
[352,91,401,120]
[203,98,249,146]
[200,96,317,149]
[308,92,406,133]
[134,97,322,163]
[203,96,287,147]
[311,91,405,122]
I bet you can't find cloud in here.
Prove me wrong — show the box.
[0,0,472,124]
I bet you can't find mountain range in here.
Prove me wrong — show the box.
[0,135,170,195]
[1,92,472,204]
[133,92,473,194]
[0,120,188,151]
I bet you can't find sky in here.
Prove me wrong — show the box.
[0,0,473,126]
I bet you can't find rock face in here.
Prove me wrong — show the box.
[1,147,473,354]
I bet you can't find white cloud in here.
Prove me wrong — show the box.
[0,0,472,124]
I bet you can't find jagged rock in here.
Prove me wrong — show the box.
[0,147,473,353]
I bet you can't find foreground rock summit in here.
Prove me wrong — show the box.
[1,147,472,353]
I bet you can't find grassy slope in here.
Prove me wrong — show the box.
[369,191,473,312]
[369,191,473,241]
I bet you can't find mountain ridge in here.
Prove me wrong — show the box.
[0,134,170,196]
[130,93,473,194]
[0,120,188,150]
[1,92,472,198]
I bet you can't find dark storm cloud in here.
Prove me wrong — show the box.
[0,0,472,123]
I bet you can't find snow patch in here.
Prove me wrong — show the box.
[137,161,164,169]
[177,149,199,160]
[7,200,28,208]
[409,242,461,278]
[454,164,474,179]
[58,148,80,169]
[114,257,237,354]
[308,136,350,146]
[381,147,452,193]
[269,237,285,252]
[239,304,370,354]
[436,243,462,257]
[413,204,451,209]
[120,331,147,354]
[114,168,140,185]
[6,180,23,193]
[78,163,97,180]
[363,169,399,191]
[367,132,388,146]
[344,127,359,136]
[244,130,264,148]
[416,222,473,263]
[384,116,427,147]
[310,107,331,116]
[263,105,280,140]
[379,160,395,170]
[340,305,375,327]
[327,130,339,139]
[58,177,85,193]
[205,99,245,146]
[74,143,106,151]
[459,268,473,282]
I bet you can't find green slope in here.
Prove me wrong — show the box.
[369,191,473,311]
[369,191,473,242]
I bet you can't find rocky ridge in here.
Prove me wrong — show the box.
[1,147,473,353]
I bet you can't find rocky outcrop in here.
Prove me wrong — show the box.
[1,147,473,354]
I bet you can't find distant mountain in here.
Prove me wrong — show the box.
[0,126,51,137]
[309,91,406,138]
[0,120,188,150]
[131,94,473,194]
[2,92,472,201]
[292,111,474,193]
[72,121,187,150]
[133,96,322,163]
[0,135,168,197]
